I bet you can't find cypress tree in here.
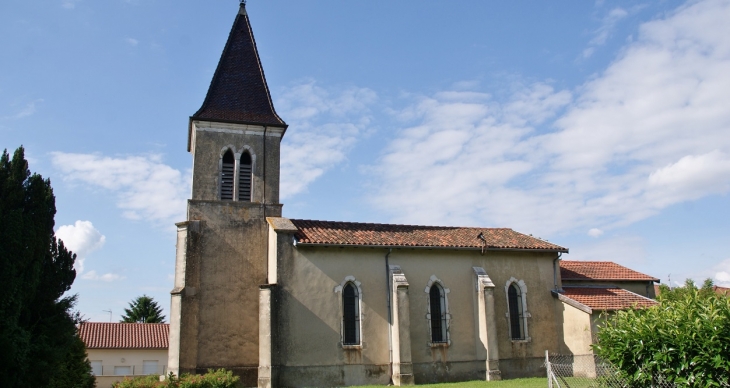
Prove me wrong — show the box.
[0,146,94,388]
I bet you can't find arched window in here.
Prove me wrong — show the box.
[429,284,447,343]
[220,150,235,200]
[238,151,252,201]
[508,283,525,340]
[342,282,360,345]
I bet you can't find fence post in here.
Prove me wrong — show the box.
[546,350,552,388]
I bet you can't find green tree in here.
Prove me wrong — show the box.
[594,278,730,387]
[121,295,166,323]
[0,146,95,388]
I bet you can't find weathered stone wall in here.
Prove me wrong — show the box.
[190,121,282,204]
[171,120,283,387]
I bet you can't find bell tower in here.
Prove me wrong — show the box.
[168,3,287,385]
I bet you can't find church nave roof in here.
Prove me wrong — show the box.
[286,218,568,252]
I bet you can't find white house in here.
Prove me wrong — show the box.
[79,322,168,388]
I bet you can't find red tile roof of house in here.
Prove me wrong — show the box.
[714,286,730,296]
[78,322,169,349]
[560,260,659,282]
[289,219,568,252]
[561,287,658,311]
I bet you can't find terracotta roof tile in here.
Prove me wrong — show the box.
[714,286,730,296]
[78,322,169,349]
[560,260,658,282]
[561,287,657,311]
[290,219,567,251]
[191,5,285,128]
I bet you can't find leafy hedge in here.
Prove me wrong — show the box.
[593,280,730,387]
[113,369,239,388]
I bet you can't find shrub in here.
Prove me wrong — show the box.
[113,369,239,388]
[593,279,730,387]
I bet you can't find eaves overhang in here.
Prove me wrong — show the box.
[294,242,568,253]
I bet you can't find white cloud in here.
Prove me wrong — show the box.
[61,0,81,9]
[582,7,629,58]
[713,258,730,287]
[646,150,730,206]
[3,99,43,120]
[125,38,139,47]
[588,228,604,237]
[371,0,730,237]
[51,153,190,227]
[55,220,105,274]
[276,80,377,199]
[81,270,122,282]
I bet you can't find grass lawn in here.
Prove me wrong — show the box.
[355,378,547,388]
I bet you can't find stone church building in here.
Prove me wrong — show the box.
[167,4,657,387]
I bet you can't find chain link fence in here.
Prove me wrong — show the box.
[544,352,677,388]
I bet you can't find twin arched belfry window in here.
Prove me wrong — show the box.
[220,149,252,201]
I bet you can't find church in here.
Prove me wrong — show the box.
[166,4,658,387]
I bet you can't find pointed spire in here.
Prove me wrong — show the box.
[192,4,286,128]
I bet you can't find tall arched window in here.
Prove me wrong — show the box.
[238,151,252,201]
[342,283,360,345]
[429,284,447,343]
[220,149,235,200]
[508,283,525,340]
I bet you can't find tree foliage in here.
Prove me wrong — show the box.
[121,295,166,323]
[113,369,238,388]
[594,279,730,387]
[0,146,94,388]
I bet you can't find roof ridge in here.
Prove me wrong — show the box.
[290,218,512,230]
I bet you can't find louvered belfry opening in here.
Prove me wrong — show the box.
[238,151,252,201]
[508,284,524,340]
[221,150,235,200]
[343,283,359,345]
[430,285,446,343]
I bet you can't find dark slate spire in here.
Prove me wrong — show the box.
[192,3,286,128]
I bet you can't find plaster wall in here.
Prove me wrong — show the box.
[273,246,391,386]
[562,280,656,298]
[558,303,593,355]
[87,348,167,388]
[272,245,563,384]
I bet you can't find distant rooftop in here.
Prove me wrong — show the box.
[78,322,169,349]
[561,260,659,282]
[561,287,658,311]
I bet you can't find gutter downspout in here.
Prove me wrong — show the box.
[385,248,393,385]
[553,252,562,291]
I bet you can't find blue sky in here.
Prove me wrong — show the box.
[2,0,729,322]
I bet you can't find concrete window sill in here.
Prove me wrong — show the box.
[341,344,362,350]
[429,341,450,348]
[510,337,532,344]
